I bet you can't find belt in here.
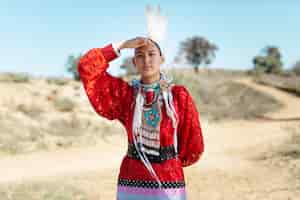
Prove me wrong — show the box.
[127,143,177,163]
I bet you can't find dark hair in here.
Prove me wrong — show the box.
[148,38,162,56]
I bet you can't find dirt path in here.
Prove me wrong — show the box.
[0,134,127,184]
[235,78,300,119]
[0,77,299,199]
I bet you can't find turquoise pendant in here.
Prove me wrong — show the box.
[143,104,160,128]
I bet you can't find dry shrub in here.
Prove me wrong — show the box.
[46,77,69,86]
[53,97,75,112]
[292,62,300,76]
[0,72,30,83]
[47,114,86,137]
[254,74,300,95]
[16,103,44,119]
[0,115,43,155]
[276,125,300,159]
[166,68,282,121]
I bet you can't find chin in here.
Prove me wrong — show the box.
[141,71,159,80]
[141,71,154,77]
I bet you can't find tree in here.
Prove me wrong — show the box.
[253,46,283,74]
[120,57,138,76]
[253,56,267,73]
[292,60,300,76]
[66,53,82,81]
[178,36,218,73]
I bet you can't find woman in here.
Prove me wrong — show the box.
[78,37,204,200]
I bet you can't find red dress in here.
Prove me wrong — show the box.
[78,43,204,200]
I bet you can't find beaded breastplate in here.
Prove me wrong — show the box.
[139,82,163,156]
[130,73,177,187]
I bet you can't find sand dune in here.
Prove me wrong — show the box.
[0,77,299,199]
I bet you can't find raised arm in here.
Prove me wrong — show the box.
[77,43,130,122]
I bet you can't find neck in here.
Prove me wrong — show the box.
[141,73,161,85]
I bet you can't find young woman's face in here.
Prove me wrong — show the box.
[133,41,164,81]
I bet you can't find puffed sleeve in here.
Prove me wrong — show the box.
[177,86,204,167]
[77,44,130,122]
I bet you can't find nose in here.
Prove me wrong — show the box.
[144,54,151,66]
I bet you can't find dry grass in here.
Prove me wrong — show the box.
[0,72,30,83]
[46,77,70,86]
[254,124,300,160]
[0,69,286,156]
[0,181,88,200]
[254,73,300,96]
[0,73,124,155]
[277,125,300,159]
[252,123,300,183]
[16,103,44,119]
[165,68,283,121]
[53,97,75,112]
[0,169,117,200]
[0,108,123,155]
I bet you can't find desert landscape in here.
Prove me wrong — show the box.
[0,70,299,200]
[1,1,299,199]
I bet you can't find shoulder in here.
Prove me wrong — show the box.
[171,84,200,121]
[171,84,191,98]
[171,84,187,93]
[171,84,194,107]
[171,84,198,108]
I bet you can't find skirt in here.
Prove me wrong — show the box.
[116,178,187,200]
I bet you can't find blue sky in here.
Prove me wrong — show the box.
[0,0,299,78]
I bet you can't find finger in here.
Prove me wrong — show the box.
[146,38,151,45]
[135,37,145,43]
[141,39,148,45]
[136,39,147,47]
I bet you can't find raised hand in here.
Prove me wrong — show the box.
[119,37,149,50]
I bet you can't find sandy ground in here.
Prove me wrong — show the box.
[0,78,299,199]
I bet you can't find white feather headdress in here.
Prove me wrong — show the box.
[145,5,168,49]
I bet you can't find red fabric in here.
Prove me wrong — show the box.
[144,90,155,104]
[78,44,205,182]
